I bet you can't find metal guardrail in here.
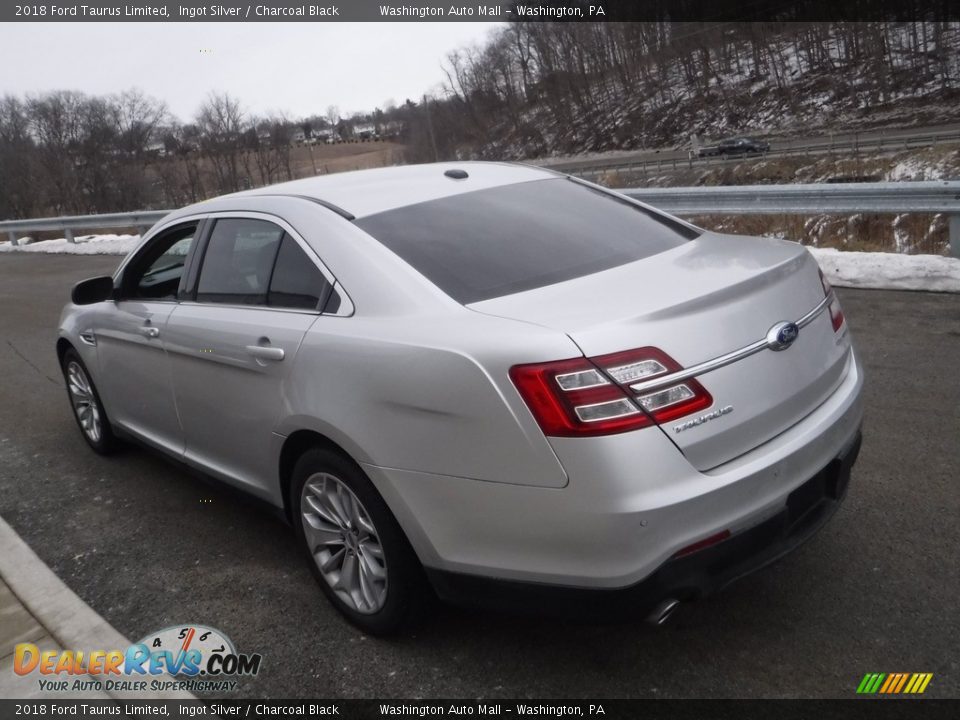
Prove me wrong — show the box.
[1,210,168,247]
[1,181,958,257]
[621,181,960,258]
[622,180,960,214]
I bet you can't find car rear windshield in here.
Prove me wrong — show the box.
[354,177,699,304]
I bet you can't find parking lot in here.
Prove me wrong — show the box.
[0,253,957,699]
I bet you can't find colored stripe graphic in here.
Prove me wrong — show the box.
[857,673,879,694]
[879,674,896,693]
[857,672,933,694]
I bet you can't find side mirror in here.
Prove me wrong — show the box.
[72,276,115,305]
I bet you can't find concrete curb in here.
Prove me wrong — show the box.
[0,516,194,700]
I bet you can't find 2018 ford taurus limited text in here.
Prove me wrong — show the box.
[58,162,863,634]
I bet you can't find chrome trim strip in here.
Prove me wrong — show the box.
[796,293,832,329]
[628,294,833,395]
[330,281,354,317]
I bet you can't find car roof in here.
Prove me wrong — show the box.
[218,161,558,219]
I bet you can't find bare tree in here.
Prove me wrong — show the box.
[325,105,340,128]
[196,92,245,194]
[113,89,169,159]
[27,91,88,213]
[0,95,39,218]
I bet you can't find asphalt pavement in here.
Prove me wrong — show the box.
[0,253,957,699]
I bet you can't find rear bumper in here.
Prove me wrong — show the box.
[425,430,861,618]
[365,348,864,591]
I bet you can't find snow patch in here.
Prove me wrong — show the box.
[0,234,140,255]
[887,157,928,181]
[810,247,960,293]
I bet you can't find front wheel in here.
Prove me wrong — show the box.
[61,349,119,455]
[290,447,425,635]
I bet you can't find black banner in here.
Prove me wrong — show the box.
[3,0,959,23]
[1,700,959,719]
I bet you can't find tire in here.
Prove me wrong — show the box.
[61,348,119,455]
[290,447,425,635]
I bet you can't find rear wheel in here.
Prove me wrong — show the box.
[290,447,424,635]
[61,349,118,455]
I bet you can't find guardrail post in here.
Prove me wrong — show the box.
[7,231,17,247]
[138,226,148,237]
[950,214,960,259]
[64,228,75,244]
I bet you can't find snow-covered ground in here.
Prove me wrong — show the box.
[1,233,958,293]
[808,247,960,293]
[0,234,140,255]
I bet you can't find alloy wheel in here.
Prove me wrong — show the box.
[66,361,102,443]
[300,472,388,614]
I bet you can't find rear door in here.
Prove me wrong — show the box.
[164,214,338,497]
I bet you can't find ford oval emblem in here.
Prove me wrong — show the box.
[766,321,800,351]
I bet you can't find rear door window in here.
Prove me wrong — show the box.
[268,235,332,311]
[196,219,284,305]
[355,177,698,304]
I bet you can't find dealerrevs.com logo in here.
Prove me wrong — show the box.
[14,624,261,693]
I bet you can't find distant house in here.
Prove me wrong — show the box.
[380,121,403,139]
[353,123,377,141]
[291,129,306,144]
[310,127,340,144]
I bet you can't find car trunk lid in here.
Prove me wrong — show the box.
[471,233,851,470]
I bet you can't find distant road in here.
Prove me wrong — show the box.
[539,122,960,176]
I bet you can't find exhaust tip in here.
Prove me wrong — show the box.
[646,598,681,626]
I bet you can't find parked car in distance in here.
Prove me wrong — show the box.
[58,162,862,634]
[698,136,771,157]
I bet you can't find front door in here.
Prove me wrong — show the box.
[94,222,198,453]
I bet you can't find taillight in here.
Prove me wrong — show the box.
[510,347,713,437]
[819,269,845,332]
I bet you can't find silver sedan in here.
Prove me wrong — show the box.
[58,162,863,634]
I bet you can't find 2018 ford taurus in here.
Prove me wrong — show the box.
[58,162,863,634]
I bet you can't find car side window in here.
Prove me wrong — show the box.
[268,234,332,311]
[121,224,197,301]
[196,219,284,305]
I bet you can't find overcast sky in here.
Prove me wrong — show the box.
[2,23,501,120]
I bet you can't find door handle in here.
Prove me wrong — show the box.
[245,345,285,361]
[140,326,160,339]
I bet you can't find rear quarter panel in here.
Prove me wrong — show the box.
[276,312,580,489]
